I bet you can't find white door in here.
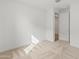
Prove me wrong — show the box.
[59,10,70,42]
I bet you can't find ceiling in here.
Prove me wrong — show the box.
[16,0,54,10]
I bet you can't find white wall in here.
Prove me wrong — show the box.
[0,0,19,52]
[0,0,51,52]
[70,1,79,48]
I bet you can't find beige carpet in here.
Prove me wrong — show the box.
[0,40,79,59]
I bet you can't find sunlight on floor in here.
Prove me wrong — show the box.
[24,35,39,54]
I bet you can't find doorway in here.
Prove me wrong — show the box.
[54,5,70,42]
